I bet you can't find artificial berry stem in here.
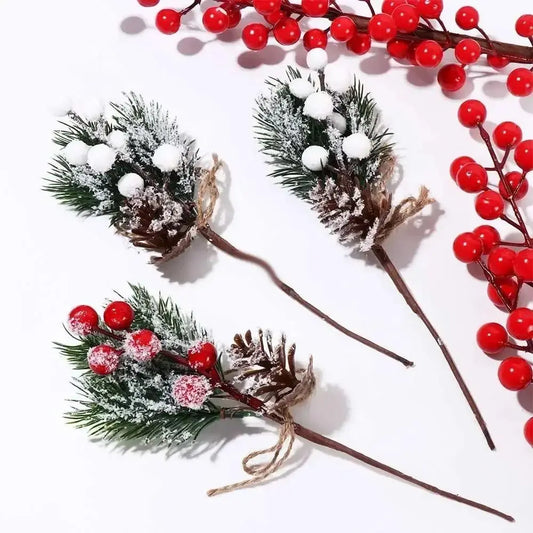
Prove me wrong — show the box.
[477,261,515,313]
[372,244,495,450]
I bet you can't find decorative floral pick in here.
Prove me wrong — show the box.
[254,52,494,450]
[45,93,411,367]
[57,284,513,521]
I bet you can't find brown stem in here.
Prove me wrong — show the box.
[199,225,414,367]
[372,244,495,451]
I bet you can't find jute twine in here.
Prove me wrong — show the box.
[207,357,316,497]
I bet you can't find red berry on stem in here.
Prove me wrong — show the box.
[138,0,160,6]
[222,4,242,28]
[254,0,282,15]
[392,4,419,33]
[450,156,475,181]
[507,308,533,340]
[456,163,488,193]
[330,16,357,42]
[273,18,301,45]
[493,122,523,150]
[242,23,269,50]
[487,247,516,277]
[515,140,533,172]
[458,99,486,128]
[475,190,505,220]
[499,171,529,201]
[455,38,481,65]
[155,9,181,34]
[487,55,510,69]
[203,7,230,34]
[124,330,162,362]
[487,278,518,308]
[415,40,443,68]
[473,225,500,254]
[368,14,397,42]
[477,323,508,354]
[455,6,479,30]
[514,249,533,281]
[387,38,410,59]
[68,305,99,335]
[104,301,135,331]
[188,341,218,371]
[381,0,405,15]
[418,0,443,19]
[438,64,466,92]
[304,28,328,50]
[347,33,371,55]
[88,345,122,376]
[302,0,330,17]
[507,68,533,97]
[516,14,533,38]
[264,10,284,25]
[453,232,483,263]
[498,357,532,391]
[525,418,533,446]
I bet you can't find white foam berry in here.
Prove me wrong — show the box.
[342,132,372,160]
[289,78,315,99]
[62,140,90,166]
[73,98,105,121]
[306,48,328,71]
[49,95,72,117]
[117,173,144,197]
[107,130,128,150]
[303,91,334,120]
[302,145,329,171]
[329,112,347,134]
[87,144,117,173]
[152,144,182,172]
[324,64,352,93]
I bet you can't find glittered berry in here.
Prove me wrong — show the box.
[473,225,500,254]
[304,28,328,50]
[273,18,301,45]
[514,140,533,172]
[138,0,159,6]
[453,232,483,263]
[104,301,135,331]
[346,33,371,55]
[242,23,269,50]
[387,38,410,59]
[456,163,488,193]
[368,14,397,42]
[458,99,486,128]
[498,357,532,391]
[222,4,242,28]
[392,4,419,33]
[455,6,479,30]
[330,16,357,42]
[187,341,218,371]
[87,345,121,375]
[172,375,212,410]
[302,0,329,17]
[155,9,181,34]
[68,305,99,335]
[415,40,443,68]
[514,249,533,281]
[254,0,281,15]
[487,247,516,277]
[455,38,481,64]
[487,278,518,308]
[438,64,466,92]
[487,55,510,69]
[124,329,162,362]
[476,323,508,354]
[525,418,533,446]
[507,308,533,341]
[418,0,443,19]
[516,14,533,38]
[499,171,529,201]
[203,7,230,33]
[450,155,475,181]
[507,68,533,97]
[493,122,523,150]
[475,190,504,220]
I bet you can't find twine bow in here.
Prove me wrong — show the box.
[207,357,316,497]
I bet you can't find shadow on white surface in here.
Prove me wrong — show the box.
[518,387,533,414]
[120,16,146,35]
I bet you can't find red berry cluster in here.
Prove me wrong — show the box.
[451,100,533,446]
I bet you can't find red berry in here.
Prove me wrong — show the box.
[418,0,443,19]
[525,418,533,446]
[203,7,230,34]
[346,33,371,55]
[263,10,284,24]
[187,341,218,371]
[487,278,518,308]
[487,55,510,69]
[302,0,330,17]
[514,140,533,172]
[493,122,523,150]
[507,308,533,340]
[104,301,135,331]
[387,38,410,59]
[88,345,121,375]
[458,99,486,128]
[68,305,99,336]
[516,14,533,38]
[242,23,269,50]
[155,9,181,34]
[450,155,475,181]
[473,225,500,254]
[487,247,516,277]
[254,0,281,15]
[304,28,328,50]
[381,0,405,15]
[456,163,488,193]
[455,6,479,30]
[475,190,504,220]
[330,16,357,42]
[124,330,162,362]
[453,232,483,263]
[498,357,532,391]
[415,40,443,68]
[476,323,508,354]
[273,18,301,45]
[392,4,419,33]
[438,64,466,92]
[514,249,533,281]
[499,171,529,201]
[507,68,533,97]
[138,0,160,6]
[455,38,481,65]
[369,14,397,42]
[221,4,242,28]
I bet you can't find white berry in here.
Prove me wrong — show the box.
[87,144,117,173]
[329,112,347,134]
[302,145,329,171]
[49,96,72,117]
[303,91,334,120]
[342,132,372,159]
[152,144,182,172]
[74,98,105,121]
[117,173,144,197]
[324,64,353,93]
[62,140,90,166]
[289,78,315,99]
[107,130,128,150]
[306,48,328,71]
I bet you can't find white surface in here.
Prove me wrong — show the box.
[0,1,532,531]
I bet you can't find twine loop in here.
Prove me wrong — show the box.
[196,154,222,228]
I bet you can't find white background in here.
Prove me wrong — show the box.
[0,0,532,531]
